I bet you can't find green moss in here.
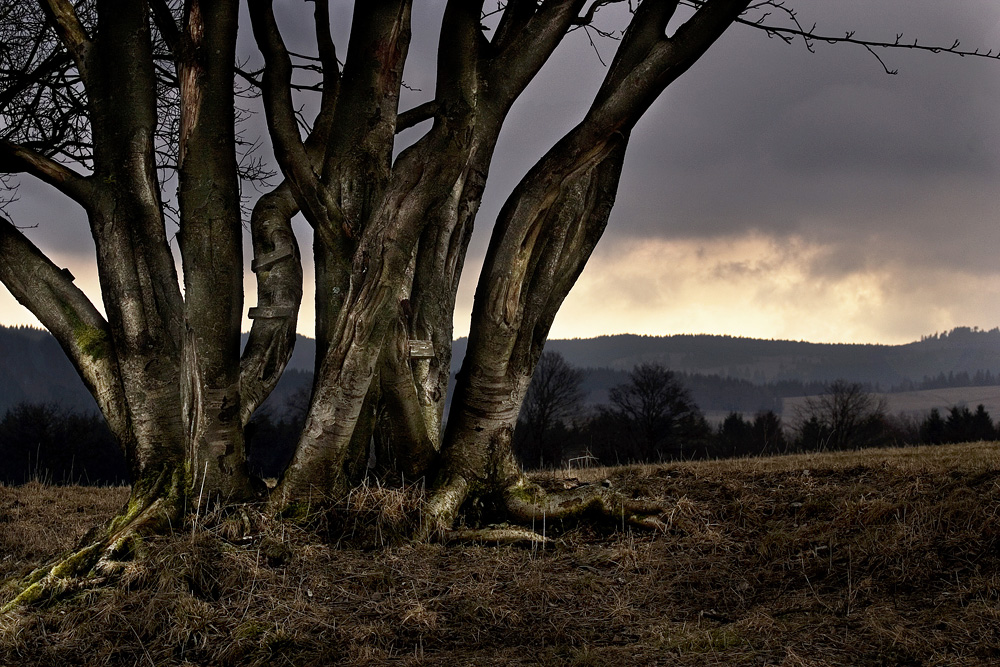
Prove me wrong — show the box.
[1,581,45,613]
[235,620,269,640]
[505,481,544,503]
[54,294,112,362]
[49,543,102,579]
[277,501,314,524]
[75,323,111,360]
[263,628,296,655]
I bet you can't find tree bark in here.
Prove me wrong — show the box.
[427,0,752,527]
[176,0,254,502]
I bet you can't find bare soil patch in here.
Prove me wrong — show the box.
[2,442,999,666]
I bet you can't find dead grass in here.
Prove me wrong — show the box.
[1,442,999,665]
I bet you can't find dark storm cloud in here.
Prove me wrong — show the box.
[614,2,999,233]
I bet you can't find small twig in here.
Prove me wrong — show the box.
[191,459,208,539]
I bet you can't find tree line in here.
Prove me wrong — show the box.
[509,353,1000,470]
[3,353,999,483]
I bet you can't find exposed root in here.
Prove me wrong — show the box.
[443,526,551,546]
[417,474,470,542]
[502,478,670,532]
[417,472,672,544]
[2,469,186,613]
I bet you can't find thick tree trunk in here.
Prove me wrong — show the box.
[426,139,628,531]
[176,0,254,502]
[425,0,752,530]
[274,130,471,502]
[0,2,759,573]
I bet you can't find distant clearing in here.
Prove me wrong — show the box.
[2,442,999,666]
[784,384,1000,419]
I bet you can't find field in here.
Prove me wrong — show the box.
[782,385,1000,420]
[2,442,999,666]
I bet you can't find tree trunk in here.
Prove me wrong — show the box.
[175,0,254,502]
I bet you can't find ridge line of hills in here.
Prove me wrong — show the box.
[3,325,1000,419]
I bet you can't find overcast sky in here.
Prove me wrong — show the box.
[4,1,1000,345]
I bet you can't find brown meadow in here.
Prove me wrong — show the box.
[2,442,999,666]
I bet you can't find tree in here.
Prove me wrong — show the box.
[604,363,706,461]
[935,404,996,444]
[717,412,753,458]
[715,410,787,458]
[514,351,585,469]
[1,1,996,607]
[0,402,128,484]
[750,410,787,456]
[920,408,946,445]
[793,381,889,451]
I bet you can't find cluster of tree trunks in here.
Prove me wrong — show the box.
[0,0,749,542]
[3,0,992,609]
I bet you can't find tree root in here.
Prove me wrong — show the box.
[501,478,670,533]
[2,469,186,613]
[416,474,470,542]
[418,473,671,545]
[443,526,552,546]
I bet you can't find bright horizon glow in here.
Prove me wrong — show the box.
[3,231,999,347]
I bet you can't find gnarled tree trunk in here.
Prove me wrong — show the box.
[1,1,772,609]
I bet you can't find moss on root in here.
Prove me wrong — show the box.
[2,467,188,613]
[502,480,669,532]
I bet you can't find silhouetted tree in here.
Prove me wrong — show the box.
[920,408,947,445]
[0,403,128,484]
[940,404,996,444]
[794,381,890,451]
[604,363,705,461]
[751,410,788,455]
[715,410,787,458]
[514,352,585,469]
[717,412,753,458]
[970,405,997,441]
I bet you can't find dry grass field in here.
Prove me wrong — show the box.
[2,442,999,666]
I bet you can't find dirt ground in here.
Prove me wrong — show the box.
[2,442,999,666]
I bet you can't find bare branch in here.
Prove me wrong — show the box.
[248,0,343,238]
[396,100,438,133]
[37,0,91,78]
[148,0,182,57]
[0,138,93,206]
[489,0,588,103]
[573,0,628,26]
[733,2,1000,74]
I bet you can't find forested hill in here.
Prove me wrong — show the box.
[4,325,1000,415]
[453,327,1000,388]
[0,328,318,416]
[0,326,101,414]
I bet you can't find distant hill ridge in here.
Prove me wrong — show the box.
[3,325,1000,416]
[453,327,1000,386]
